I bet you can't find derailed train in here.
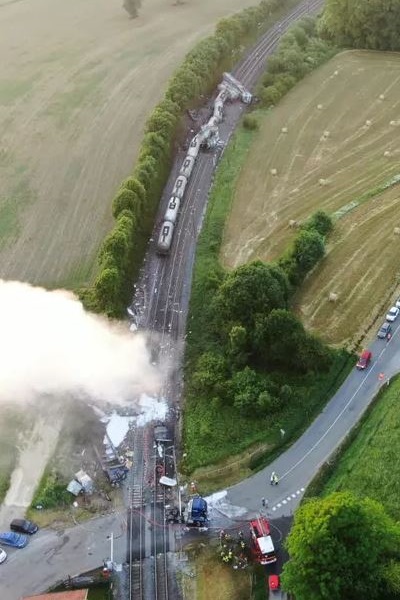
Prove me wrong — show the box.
[156,73,252,255]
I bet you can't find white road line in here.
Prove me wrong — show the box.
[280,342,390,481]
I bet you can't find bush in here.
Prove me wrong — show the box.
[243,114,259,130]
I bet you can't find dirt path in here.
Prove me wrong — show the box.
[0,412,62,528]
[0,0,254,288]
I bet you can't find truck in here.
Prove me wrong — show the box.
[186,496,208,527]
[249,517,276,565]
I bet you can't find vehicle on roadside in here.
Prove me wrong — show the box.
[0,548,7,564]
[0,532,28,548]
[10,518,38,535]
[378,322,392,339]
[395,297,400,309]
[356,350,372,370]
[386,306,399,322]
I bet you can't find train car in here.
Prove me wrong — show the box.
[216,87,230,103]
[187,134,201,159]
[172,175,187,200]
[156,221,174,255]
[213,100,224,123]
[207,115,219,128]
[179,155,196,179]
[164,196,180,225]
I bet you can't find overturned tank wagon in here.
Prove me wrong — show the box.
[187,135,202,159]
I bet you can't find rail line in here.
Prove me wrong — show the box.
[125,2,326,599]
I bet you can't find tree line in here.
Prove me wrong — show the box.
[80,0,298,318]
[189,211,334,417]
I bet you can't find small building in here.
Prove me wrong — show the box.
[21,590,89,600]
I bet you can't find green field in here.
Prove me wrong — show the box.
[321,377,400,520]
[221,50,400,348]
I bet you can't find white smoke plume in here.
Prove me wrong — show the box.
[0,280,162,405]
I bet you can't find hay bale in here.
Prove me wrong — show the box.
[270,168,278,176]
[281,127,288,133]
[365,119,372,127]
[384,150,391,157]
[323,130,330,138]
[288,219,297,228]
[317,104,323,110]
[394,227,400,235]
[329,292,338,302]
[390,120,397,126]
[318,178,328,186]
[379,94,385,100]
[334,70,339,76]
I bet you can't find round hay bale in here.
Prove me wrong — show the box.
[390,120,397,126]
[323,130,330,138]
[379,94,385,100]
[270,168,278,176]
[281,126,288,133]
[365,119,372,127]
[329,292,338,302]
[288,219,297,228]
[318,178,328,186]
[394,227,400,235]
[317,104,323,110]
[334,70,339,76]
[384,150,391,157]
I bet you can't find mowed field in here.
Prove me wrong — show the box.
[221,51,400,347]
[0,0,255,288]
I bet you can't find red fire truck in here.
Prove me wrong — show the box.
[249,517,277,565]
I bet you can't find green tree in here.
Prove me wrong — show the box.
[213,261,289,333]
[231,367,263,414]
[191,352,228,398]
[319,0,400,51]
[282,492,400,600]
[304,210,333,236]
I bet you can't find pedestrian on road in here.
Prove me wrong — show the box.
[387,332,392,342]
[261,497,266,507]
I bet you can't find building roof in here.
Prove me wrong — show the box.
[22,590,89,600]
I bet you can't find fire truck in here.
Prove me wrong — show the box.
[249,517,277,565]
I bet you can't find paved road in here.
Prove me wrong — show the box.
[225,322,400,518]
[0,512,127,600]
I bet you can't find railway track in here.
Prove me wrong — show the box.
[125,2,326,598]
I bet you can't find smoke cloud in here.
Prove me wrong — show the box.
[0,280,162,405]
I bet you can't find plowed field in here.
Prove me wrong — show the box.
[0,0,254,288]
[221,51,400,347]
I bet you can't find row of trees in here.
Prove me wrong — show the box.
[258,17,337,107]
[319,0,400,51]
[282,492,400,599]
[189,212,334,416]
[82,0,297,317]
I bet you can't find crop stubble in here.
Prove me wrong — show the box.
[0,0,254,288]
[221,51,400,347]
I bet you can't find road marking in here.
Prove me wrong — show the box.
[291,494,296,498]
[280,344,388,481]
[287,496,291,501]
[282,500,287,504]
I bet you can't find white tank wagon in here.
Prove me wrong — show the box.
[223,72,252,104]
[157,221,175,255]
[172,175,188,199]
[187,134,202,159]
[213,100,224,123]
[164,196,181,224]
[180,156,196,179]
[216,86,232,103]
[207,115,219,128]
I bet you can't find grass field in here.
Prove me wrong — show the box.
[0,0,256,289]
[221,50,400,347]
[320,376,400,520]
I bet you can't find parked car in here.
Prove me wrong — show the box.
[378,322,392,339]
[0,548,7,564]
[356,350,372,370]
[386,306,399,322]
[395,297,400,309]
[0,532,28,548]
[10,518,38,535]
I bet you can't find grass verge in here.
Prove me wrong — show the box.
[305,375,400,520]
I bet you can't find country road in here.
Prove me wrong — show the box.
[224,322,400,517]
